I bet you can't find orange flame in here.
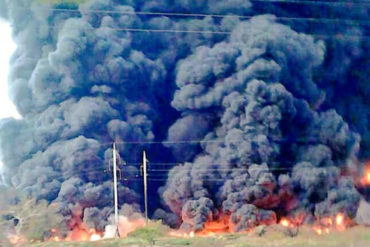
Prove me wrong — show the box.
[67,228,102,241]
[169,230,195,238]
[7,235,26,245]
[313,226,330,235]
[117,216,146,238]
[48,226,102,242]
[47,215,146,243]
[170,213,279,238]
[169,215,234,238]
[279,214,304,228]
[313,226,323,235]
[280,218,291,228]
[360,164,370,186]
[42,211,353,242]
[197,215,232,236]
[335,213,346,231]
[312,213,348,235]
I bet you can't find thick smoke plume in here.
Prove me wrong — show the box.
[0,0,368,234]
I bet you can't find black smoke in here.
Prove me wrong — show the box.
[162,15,363,230]
[0,0,368,233]
[251,0,370,159]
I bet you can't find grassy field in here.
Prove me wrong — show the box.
[16,224,370,247]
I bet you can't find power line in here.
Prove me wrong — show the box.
[78,136,358,148]
[67,164,297,172]
[47,7,370,25]
[109,27,231,35]
[115,139,237,144]
[49,24,368,40]
[69,165,304,173]
[76,160,297,166]
[68,169,288,181]
[148,168,295,171]
[113,178,289,182]
[65,162,301,172]
[92,27,370,39]
[104,136,344,145]
[71,166,339,182]
[250,0,370,4]
[40,14,370,38]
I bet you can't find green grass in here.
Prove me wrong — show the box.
[19,225,370,247]
[156,238,192,246]
[125,221,167,245]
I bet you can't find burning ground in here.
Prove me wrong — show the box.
[21,224,370,247]
[0,0,369,244]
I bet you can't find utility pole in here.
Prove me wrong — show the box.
[112,142,120,238]
[142,150,149,225]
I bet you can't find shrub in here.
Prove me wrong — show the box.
[127,221,167,244]
[0,188,65,242]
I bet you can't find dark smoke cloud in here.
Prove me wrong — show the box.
[161,16,361,230]
[0,0,252,230]
[250,0,370,158]
[0,0,367,233]
[141,0,252,14]
[166,113,215,161]
[230,204,276,232]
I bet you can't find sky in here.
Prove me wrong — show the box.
[0,20,20,169]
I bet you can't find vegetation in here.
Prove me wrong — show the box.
[0,187,65,243]
[125,221,168,245]
[283,225,300,238]
[23,225,370,247]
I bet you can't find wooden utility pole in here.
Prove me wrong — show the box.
[112,142,120,238]
[142,150,149,225]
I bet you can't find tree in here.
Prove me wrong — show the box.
[0,187,65,242]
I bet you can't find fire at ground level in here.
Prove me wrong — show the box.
[15,224,370,247]
[7,212,370,247]
[5,166,370,245]
[5,167,370,246]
